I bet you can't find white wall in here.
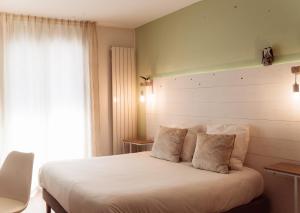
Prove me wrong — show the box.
[146,62,300,213]
[96,26,135,155]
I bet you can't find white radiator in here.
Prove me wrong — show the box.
[111,47,137,154]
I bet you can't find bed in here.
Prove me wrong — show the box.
[39,152,269,213]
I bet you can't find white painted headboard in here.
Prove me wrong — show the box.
[146,62,300,213]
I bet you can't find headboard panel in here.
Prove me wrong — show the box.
[146,63,300,213]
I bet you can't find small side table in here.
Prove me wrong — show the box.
[122,139,154,153]
[265,162,300,213]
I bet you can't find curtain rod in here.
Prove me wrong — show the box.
[0,12,96,25]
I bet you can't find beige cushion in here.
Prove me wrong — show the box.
[206,124,250,170]
[0,197,26,213]
[192,133,235,174]
[151,126,188,162]
[181,125,205,162]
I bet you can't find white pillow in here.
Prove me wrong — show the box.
[206,124,250,170]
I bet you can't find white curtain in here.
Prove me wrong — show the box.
[0,14,98,189]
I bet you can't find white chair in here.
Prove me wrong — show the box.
[0,151,34,213]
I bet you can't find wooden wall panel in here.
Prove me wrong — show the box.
[146,62,300,213]
[112,47,137,154]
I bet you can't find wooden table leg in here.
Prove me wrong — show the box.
[46,203,51,213]
[129,143,132,153]
[295,176,298,213]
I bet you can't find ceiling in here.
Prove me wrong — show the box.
[0,0,201,28]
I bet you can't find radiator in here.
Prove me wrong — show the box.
[111,47,137,154]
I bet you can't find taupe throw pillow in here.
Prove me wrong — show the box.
[192,133,235,174]
[151,126,188,162]
[181,125,205,162]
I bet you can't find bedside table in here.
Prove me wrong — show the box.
[122,139,154,153]
[265,162,300,213]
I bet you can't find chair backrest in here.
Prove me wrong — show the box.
[0,151,34,204]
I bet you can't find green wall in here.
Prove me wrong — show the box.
[136,0,300,138]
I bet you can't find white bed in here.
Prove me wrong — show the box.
[39,152,264,213]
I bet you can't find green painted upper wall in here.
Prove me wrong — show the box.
[135,0,300,137]
[136,0,300,77]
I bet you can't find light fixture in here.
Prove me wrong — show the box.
[292,66,300,92]
[140,90,145,103]
[139,76,153,103]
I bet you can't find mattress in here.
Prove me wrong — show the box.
[39,152,263,213]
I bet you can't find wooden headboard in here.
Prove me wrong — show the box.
[146,62,300,213]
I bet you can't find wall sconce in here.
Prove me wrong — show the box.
[139,76,153,103]
[140,90,145,103]
[292,66,300,92]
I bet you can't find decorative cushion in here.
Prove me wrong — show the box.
[192,133,235,174]
[206,124,250,170]
[151,126,188,162]
[181,125,205,162]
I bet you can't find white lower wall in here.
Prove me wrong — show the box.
[146,62,300,213]
[96,26,135,155]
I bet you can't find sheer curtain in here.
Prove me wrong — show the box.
[0,14,99,189]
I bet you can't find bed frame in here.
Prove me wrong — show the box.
[43,189,270,213]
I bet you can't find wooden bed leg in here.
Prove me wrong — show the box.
[46,203,51,213]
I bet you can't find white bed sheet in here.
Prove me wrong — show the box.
[39,152,263,213]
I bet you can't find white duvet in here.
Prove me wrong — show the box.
[39,152,263,213]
